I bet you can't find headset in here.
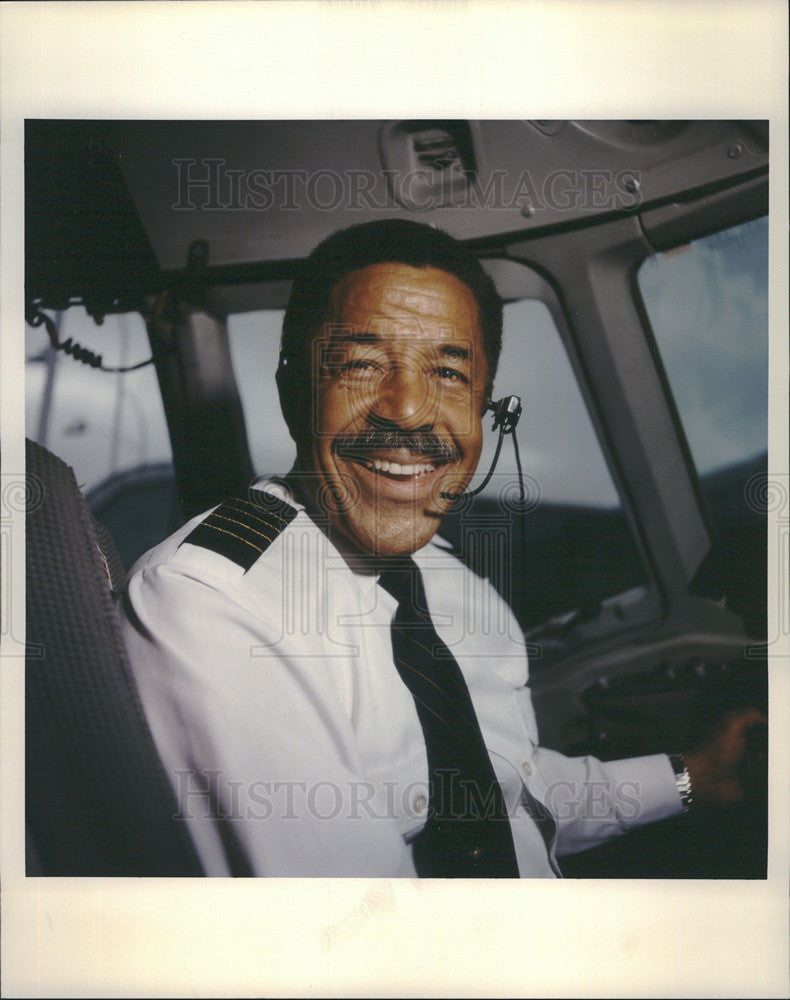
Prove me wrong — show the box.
[440,394,522,500]
[440,393,529,581]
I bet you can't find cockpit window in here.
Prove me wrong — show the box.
[637,217,768,633]
[25,308,172,491]
[227,309,292,475]
[637,217,768,528]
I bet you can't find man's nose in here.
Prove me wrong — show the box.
[370,362,435,428]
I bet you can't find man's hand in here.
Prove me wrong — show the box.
[683,708,768,808]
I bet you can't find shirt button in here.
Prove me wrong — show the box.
[521,761,533,777]
[413,794,428,814]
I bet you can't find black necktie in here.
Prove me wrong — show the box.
[378,558,519,877]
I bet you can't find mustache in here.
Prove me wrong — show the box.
[333,427,461,465]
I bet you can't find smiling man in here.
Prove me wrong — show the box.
[276,221,500,558]
[121,219,763,877]
[293,262,486,555]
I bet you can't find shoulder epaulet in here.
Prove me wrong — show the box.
[180,494,298,571]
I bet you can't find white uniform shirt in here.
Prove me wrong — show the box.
[121,483,682,876]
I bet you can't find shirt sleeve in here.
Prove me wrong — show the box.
[121,556,417,877]
[532,745,683,856]
[512,614,683,858]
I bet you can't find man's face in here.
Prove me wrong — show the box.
[299,262,488,556]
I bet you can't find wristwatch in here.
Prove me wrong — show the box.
[669,753,694,813]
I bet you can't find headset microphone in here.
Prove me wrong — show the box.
[440,395,523,500]
[489,395,522,434]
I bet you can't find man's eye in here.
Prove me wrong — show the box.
[339,359,382,377]
[435,366,469,384]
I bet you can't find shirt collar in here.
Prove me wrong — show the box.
[250,474,458,596]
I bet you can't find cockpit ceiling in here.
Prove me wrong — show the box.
[26,119,767,313]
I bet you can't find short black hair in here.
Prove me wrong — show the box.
[277,219,503,439]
